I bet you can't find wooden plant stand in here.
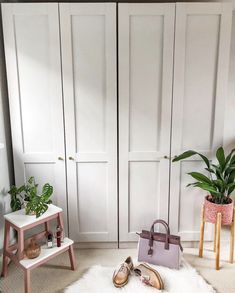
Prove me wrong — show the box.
[1,204,77,293]
[199,204,235,270]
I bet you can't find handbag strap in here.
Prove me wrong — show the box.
[148,219,170,255]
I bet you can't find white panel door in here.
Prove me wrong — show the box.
[119,4,175,242]
[60,3,117,242]
[170,3,232,241]
[2,4,68,230]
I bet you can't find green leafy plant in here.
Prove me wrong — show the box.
[8,177,53,218]
[172,147,235,204]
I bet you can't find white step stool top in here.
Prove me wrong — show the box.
[20,237,73,269]
[4,204,62,228]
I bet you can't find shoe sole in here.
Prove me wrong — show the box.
[138,263,164,290]
[113,278,129,288]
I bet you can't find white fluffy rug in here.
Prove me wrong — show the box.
[65,259,215,293]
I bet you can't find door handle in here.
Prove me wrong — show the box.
[69,156,75,161]
[58,157,64,161]
[163,155,177,160]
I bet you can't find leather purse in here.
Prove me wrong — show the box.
[137,219,183,269]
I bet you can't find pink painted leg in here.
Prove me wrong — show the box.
[1,221,10,277]
[69,245,77,271]
[44,221,50,233]
[24,269,31,293]
[18,229,25,260]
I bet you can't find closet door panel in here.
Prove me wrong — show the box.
[119,4,175,242]
[60,3,117,242]
[170,3,232,240]
[2,4,68,229]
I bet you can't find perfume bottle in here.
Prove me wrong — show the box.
[47,231,53,248]
[56,225,62,247]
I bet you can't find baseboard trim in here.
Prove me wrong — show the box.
[73,242,118,249]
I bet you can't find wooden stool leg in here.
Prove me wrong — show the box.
[215,213,222,270]
[1,221,11,277]
[18,229,25,260]
[230,208,235,263]
[69,245,77,271]
[214,223,217,252]
[24,269,31,293]
[44,221,50,232]
[58,212,65,239]
[199,205,205,258]
[58,212,64,229]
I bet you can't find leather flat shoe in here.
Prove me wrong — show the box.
[134,263,164,290]
[112,256,133,288]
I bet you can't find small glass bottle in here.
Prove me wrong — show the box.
[47,231,53,248]
[56,225,62,247]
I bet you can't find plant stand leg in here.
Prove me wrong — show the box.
[1,221,10,277]
[215,213,221,270]
[199,205,205,258]
[68,245,77,271]
[230,208,235,263]
[24,269,31,293]
[214,223,217,252]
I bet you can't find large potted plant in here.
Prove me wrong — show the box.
[8,177,53,218]
[173,147,235,225]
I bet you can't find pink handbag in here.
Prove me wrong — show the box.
[137,219,183,269]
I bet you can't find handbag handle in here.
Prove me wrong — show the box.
[148,219,170,255]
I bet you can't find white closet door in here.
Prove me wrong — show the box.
[119,4,175,242]
[2,4,68,229]
[60,3,117,242]
[170,3,232,241]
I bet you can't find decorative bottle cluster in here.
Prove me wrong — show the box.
[46,225,64,248]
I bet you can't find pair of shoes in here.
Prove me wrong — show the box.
[112,257,164,290]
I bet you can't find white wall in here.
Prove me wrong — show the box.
[224,11,235,151]
[0,6,14,250]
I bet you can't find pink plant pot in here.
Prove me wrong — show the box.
[204,196,234,225]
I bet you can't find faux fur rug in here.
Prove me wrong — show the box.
[65,259,215,293]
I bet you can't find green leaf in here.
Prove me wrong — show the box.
[173,151,197,162]
[212,164,224,180]
[186,182,200,187]
[42,183,53,200]
[228,185,235,196]
[28,176,35,185]
[193,182,221,196]
[213,179,225,192]
[188,172,211,184]
[205,167,215,174]
[230,155,235,165]
[10,197,21,212]
[173,150,210,168]
[227,170,235,184]
[225,148,235,164]
[216,147,226,170]
[8,185,17,196]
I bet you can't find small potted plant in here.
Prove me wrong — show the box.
[8,177,53,218]
[173,147,235,225]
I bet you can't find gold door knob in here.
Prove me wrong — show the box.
[58,157,64,161]
[69,156,75,161]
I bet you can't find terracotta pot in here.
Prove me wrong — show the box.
[204,195,234,225]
